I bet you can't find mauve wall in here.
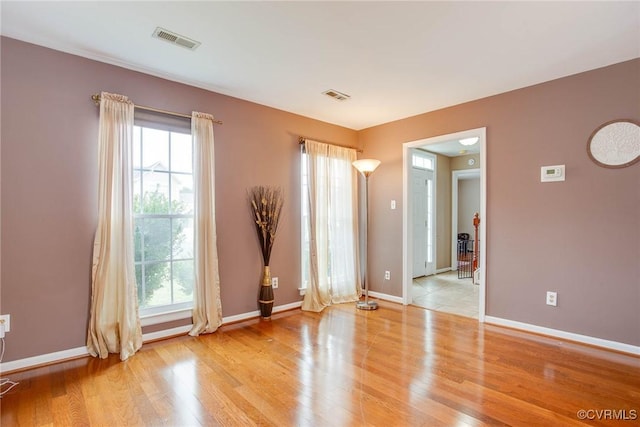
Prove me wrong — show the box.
[359,59,640,346]
[0,37,357,361]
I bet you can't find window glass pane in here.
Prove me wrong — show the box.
[142,127,169,170]
[142,171,170,214]
[173,260,194,303]
[173,217,194,259]
[144,262,171,307]
[171,132,193,173]
[133,126,141,168]
[412,154,434,170]
[135,264,143,303]
[425,158,433,169]
[134,219,143,262]
[143,218,171,261]
[133,170,142,214]
[171,174,194,214]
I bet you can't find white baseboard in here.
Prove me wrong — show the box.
[485,316,640,356]
[368,291,403,304]
[436,267,452,274]
[0,345,90,374]
[221,301,302,324]
[0,301,303,374]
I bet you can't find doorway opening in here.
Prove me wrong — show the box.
[402,127,487,322]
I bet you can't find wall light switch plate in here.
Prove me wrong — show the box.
[546,291,557,306]
[391,200,396,210]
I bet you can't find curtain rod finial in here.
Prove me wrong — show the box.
[91,94,101,105]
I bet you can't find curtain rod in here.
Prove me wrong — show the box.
[298,136,362,153]
[91,94,223,125]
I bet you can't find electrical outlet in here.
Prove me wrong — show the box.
[271,277,279,289]
[384,271,390,280]
[546,291,557,307]
[0,314,10,333]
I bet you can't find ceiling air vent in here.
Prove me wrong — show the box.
[322,89,351,101]
[152,27,201,51]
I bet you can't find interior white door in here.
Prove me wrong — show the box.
[412,167,435,278]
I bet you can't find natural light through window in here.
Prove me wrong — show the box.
[133,125,194,315]
[300,151,310,291]
[412,154,433,170]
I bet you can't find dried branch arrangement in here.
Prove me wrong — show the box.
[249,186,284,265]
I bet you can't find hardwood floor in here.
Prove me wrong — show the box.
[1,301,639,426]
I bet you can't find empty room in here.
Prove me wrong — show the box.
[1,2,639,426]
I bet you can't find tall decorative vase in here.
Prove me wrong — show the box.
[258,266,274,319]
[249,186,283,321]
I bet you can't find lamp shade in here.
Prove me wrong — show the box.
[352,159,381,175]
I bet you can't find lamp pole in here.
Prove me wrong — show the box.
[352,159,381,311]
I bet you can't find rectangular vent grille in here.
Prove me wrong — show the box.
[323,89,351,101]
[152,27,200,51]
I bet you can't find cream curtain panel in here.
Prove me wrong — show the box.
[302,140,361,312]
[189,112,223,336]
[87,92,142,361]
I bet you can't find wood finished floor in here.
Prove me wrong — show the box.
[1,301,639,426]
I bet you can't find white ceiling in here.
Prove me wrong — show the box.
[2,1,639,130]
[419,139,480,158]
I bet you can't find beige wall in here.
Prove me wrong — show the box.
[434,154,451,270]
[451,153,480,171]
[0,38,357,361]
[458,178,480,237]
[359,59,640,346]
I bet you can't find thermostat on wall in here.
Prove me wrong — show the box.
[540,165,565,182]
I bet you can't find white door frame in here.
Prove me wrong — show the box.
[451,168,480,270]
[402,127,487,322]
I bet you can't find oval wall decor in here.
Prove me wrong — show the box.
[587,119,640,168]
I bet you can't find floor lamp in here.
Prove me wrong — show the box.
[353,159,381,310]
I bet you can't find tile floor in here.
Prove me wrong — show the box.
[411,270,479,319]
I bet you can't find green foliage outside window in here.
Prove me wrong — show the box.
[133,189,193,306]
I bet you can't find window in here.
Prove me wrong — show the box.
[133,125,194,316]
[412,153,434,170]
[300,151,309,291]
[300,144,359,302]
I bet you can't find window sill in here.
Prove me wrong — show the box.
[298,287,306,296]
[140,307,193,327]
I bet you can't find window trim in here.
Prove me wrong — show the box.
[140,304,193,327]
